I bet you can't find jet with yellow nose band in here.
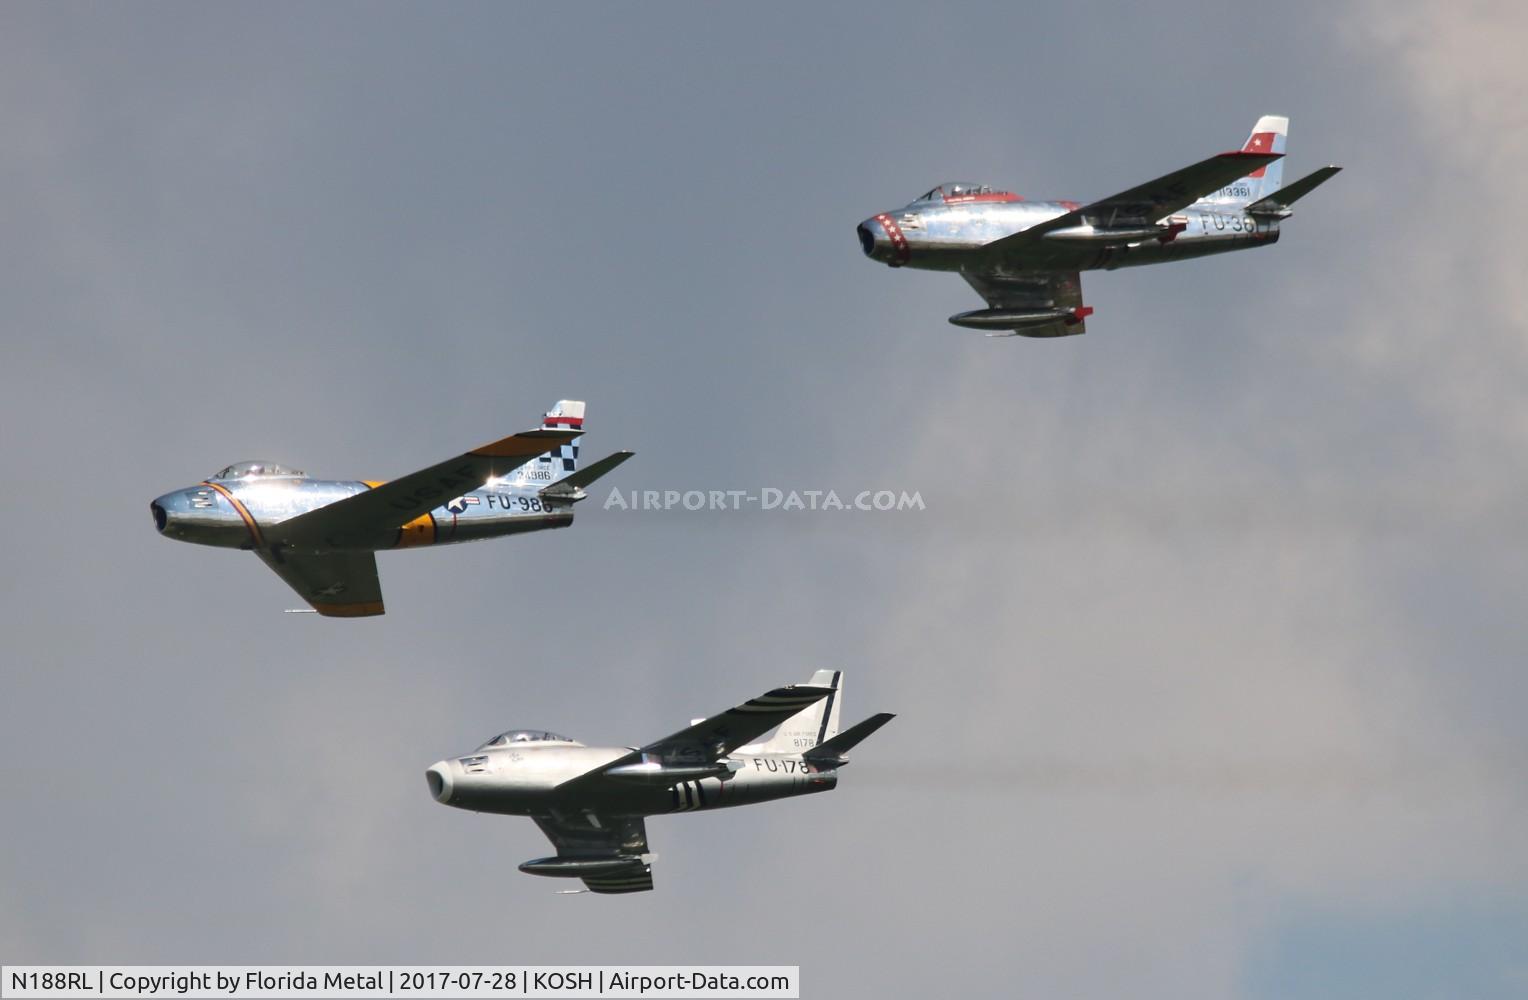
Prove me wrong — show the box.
[150,400,632,617]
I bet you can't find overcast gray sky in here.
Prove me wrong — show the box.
[3,2,1526,997]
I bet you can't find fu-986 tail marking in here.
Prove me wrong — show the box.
[150,400,633,617]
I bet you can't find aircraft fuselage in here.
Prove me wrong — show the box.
[428,743,838,818]
[859,196,1280,274]
[151,474,570,553]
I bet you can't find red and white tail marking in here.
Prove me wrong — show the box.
[1240,116,1288,179]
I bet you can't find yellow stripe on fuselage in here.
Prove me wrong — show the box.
[395,511,437,549]
[361,478,438,549]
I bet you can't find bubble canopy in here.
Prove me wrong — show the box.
[208,461,308,481]
[912,182,1018,203]
[476,729,578,750]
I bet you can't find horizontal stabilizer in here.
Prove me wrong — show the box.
[1247,165,1341,216]
[540,450,635,500]
[803,712,895,765]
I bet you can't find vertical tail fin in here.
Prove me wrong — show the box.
[1212,115,1287,204]
[757,670,842,753]
[506,400,584,485]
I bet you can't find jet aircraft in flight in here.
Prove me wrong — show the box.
[426,671,893,894]
[150,401,631,617]
[856,115,1340,337]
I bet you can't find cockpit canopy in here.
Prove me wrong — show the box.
[475,729,579,750]
[209,460,308,481]
[913,182,1020,204]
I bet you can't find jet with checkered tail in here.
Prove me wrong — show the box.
[149,401,633,617]
[426,670,894,894]
[857,115,1340,337]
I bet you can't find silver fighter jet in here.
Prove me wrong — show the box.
[150,401,631,617]
[857,115,1340,337]
[427,671,893,894]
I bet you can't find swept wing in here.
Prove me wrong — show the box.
[259,550,385,618]
[981,149,1283,267]
[555,683,835,794]
[254,426,576,615]
[273,427,578,549]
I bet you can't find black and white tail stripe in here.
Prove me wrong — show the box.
[815,671,842,745]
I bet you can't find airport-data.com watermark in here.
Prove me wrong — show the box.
[603,488,926,513]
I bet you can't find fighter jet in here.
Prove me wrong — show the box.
[150,401,631,617]
[426,671,893,894]
[856,115,1340,337]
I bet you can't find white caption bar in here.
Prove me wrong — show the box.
[0,967,799,1000]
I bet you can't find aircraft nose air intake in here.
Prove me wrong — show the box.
[859,215,910,266]
[426,762,454,804]
[150,502,168,533]
[857,222,876,257]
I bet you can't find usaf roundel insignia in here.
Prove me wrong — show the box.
[446,496,469,514]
